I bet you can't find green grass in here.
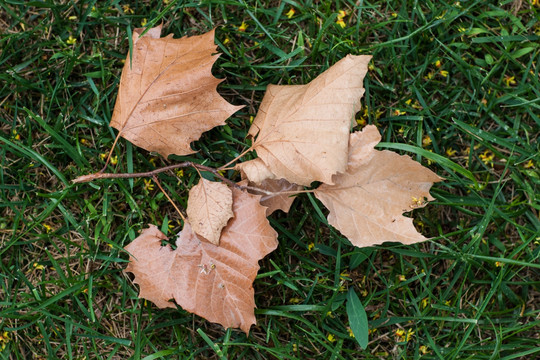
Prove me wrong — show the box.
[1,0,539,359]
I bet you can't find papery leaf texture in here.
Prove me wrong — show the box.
[110,25,242,157]
[186,178,233,245]
[314,125,443,247]
[240,178,301,216]
[124,188,278,333]
[238,55,371,186]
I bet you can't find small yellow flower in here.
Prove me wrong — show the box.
[326,310,334,318]
[307,242,315,251]
[238,21,248,32]
[285,8,295,18]
[368,63,375,71]
[360,288,368,297]
[43,223,53,233]
[80,138,89,146]
[339,271,350,280]
[523,159,534,168]
[504,75,516,87]
[424,71,434,80]
[338,284,347,292]
[391,12,398,18]
[495,261,504,267]
[336,19,346,28]
[421,297,429,308]
[406,329,415,341]
[176,169,184,177]
[292,343,297,352]
[422,135,432,147]
[445,148,457,157]
[393,109,406,116]
[223,37,230,45]
[434,60,442,68]
[33,262,45,270]
[68,15,77,21]
[123,4,134,14]
[479,149,494,167]
[141,18,147,27]
[110,155,118,165]
[12,129,20,140]
[419,345,429,354]
[289,297,302,304]
[356,118,366,126]
[99,153,108,161]
[457,26,466,33]
[405,99,413,105]
[66,35,77,45]
[338,10,347,19]
[327,333,336,342]
[347,327,355,338]
[143,178,154,191]
[398,274,407,282]
[440,70,449,77]
[532,0,539,6]
[368,328,377,335]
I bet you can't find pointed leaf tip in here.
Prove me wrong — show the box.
[111,27,242,157]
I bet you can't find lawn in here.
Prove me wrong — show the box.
[1,0,539,359]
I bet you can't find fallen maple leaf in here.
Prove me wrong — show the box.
[124,188,278,333]
[314,125,442,247]
[110,25,242,157]
[186,178,233,245]
[238,55,371,186]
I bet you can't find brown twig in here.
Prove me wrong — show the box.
[152,175,186,223]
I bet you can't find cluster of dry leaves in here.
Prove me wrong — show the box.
[81,26,441,333]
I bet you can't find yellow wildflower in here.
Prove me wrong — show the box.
[440,70,449,77]
[12,129,20,140]
[419,345,429,354]
[422,135,432,147]
[99,153,108,161]
[33,262,45,270]
[495,261,504,267]
[360,288,368,297]
[123,4,134,14]
[393,109,406,116]
[285,8,295,18]
[339,271,350,280]
[391,12,398,18]
[176,169,184,177]
[141,18,147,27]
[368,63,375,71]
[307,242,315,251]
[457,26,466,33]
[223,37,230,45]
[421,297,429,309]
[347,327,355,338]
[43,223,53,233]
[338,284,347,292]
[289,297,302,304]
[357,118,366,126]
[336,19,346,28]
[68,15,77,21]
[504,75,516,87]
[238,21,248,32]
[66,35,77,45]
[406,329,415,341]
[523,159,534,168]
[479,149,494,167]
[533,0,539,7]
[143,178,154,191]
[327,333,336,342]
[326,310,334,318]
[424,71,434,80]
[434,60,442,68]
[398,274,407,282]
[293,343,297,352]
[395,328,414,342]
[445,148,457,157]
[0,331,10,350]
[336,10,347,28]
[110,155,118,165]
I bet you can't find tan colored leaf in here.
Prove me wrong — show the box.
[124,188,278,333]
[186,178,233,245]
[239,178,301,216]
[110,25,243,157]
[314,125,443,247]
[244,55,371,186]
[236,158,276,185]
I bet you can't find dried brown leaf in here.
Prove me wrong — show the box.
[124,188,278,333]
[314,125,443,247]
[186,178,233,245]
[242,55,371,186]
[239,178,301,216]
[110,25,242,157]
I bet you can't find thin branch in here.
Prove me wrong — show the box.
[152,175,186,223]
